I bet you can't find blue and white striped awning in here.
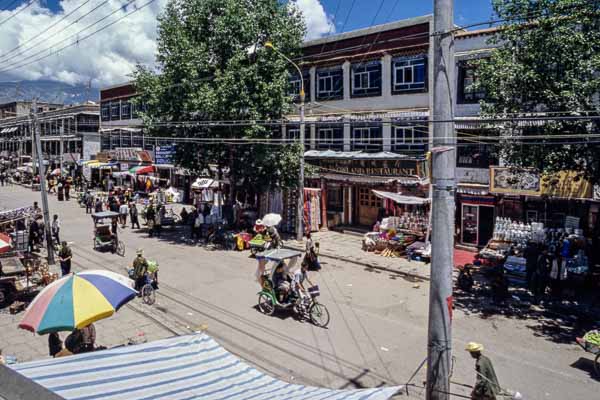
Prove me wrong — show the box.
[11,333,402,400]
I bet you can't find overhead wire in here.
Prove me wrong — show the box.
[0,0,157,75]
[0,0,98,62]
[0,0,33,28]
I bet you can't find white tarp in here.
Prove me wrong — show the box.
[372,190,430,205]
[11,333,401,400]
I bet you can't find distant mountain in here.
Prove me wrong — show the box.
[0,80,100,105]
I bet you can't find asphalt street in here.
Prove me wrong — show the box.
[1,184,598,399]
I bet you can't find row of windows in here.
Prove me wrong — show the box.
[290,55,428,101]
[284,124,427,153]
[101,100,146,122]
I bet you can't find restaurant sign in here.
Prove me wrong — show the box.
[307,158,425,178]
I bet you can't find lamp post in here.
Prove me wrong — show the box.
[266,41,305,241]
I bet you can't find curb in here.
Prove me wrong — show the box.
[283,244,431,282]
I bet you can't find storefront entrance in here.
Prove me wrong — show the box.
[357,187,382,227]
[461,204,494,247]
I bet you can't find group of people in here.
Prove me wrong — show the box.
[524,241,570,303]
[47,174,73,201]
[48,323,98,358]
[0,169,9,186]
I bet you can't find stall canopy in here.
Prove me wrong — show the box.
[129,165,156,175]
[10,333,401,400]
[372,190,430,205]
[192,178,219,189]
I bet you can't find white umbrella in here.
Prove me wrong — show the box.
[0,233,12,254]
[261,213,282,227]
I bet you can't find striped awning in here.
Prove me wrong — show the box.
[11,333,402,400]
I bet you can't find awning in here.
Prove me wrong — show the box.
[10,333,401,400]
[372,190,430,205]
[318,173,425,185]
[129,165,155,175]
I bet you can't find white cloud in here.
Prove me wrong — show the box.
[293,0,335,40]
[0,0,166,87]
[0,0,333,87]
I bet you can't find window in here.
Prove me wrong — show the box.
[317,126,343,150]
[392,125,427,152]
[456,131,496,168]
[121,101,131,120]
[327,186,343,212]
[288,72,310,102]
[110,132,120,148]
[392,56,426,94]
[359,188,382,207]
[458,64,485,103]
[101,133,111,151]
[121,132,132,147]
[110,102,121,120]
[351,126,382,152]
[101,103,110,121]
[351,61,382,97]
[132,135,143,148]
[316,67,343,100]
[286,125,311,149]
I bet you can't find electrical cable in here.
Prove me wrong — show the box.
[0,0,33,28]
[0,0,156,75]
[0,0,97,62]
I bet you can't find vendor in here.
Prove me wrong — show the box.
[254,219,266,235]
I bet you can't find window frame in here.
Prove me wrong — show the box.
[110,101,121,121]
[100,103,110,121]
[316,67,344,101]
[351,60,382,98]
[391,125,427,152]
[457,63,486,104]
[288,72,310,103]
[391,55,427,94]
[121,101,132,120]
[317,125,343,150]
[351,125,382,152]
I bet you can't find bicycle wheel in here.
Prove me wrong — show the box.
[141,284,155,305]
[309,302,330,328]
[116,241,125,257]
[257,293,275,316]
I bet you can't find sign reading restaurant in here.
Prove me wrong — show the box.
[306,157,426,178]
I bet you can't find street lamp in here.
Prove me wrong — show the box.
[266,41,306,242]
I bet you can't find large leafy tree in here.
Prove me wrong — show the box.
[133,0,306,197]
[474,0,600,184]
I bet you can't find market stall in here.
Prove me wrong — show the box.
[362,191,430,259]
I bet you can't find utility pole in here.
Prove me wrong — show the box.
[31,99,55,265]
[426,1,455,400]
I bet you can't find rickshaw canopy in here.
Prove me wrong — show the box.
[91,211,120,220]
[255,249,302,284]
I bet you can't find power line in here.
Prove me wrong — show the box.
[0,0,97,62]
[0,0,156,75]
[0,0,33,28]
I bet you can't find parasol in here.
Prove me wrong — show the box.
[261,213,282,227]
[0,233,12,254]
[129,165,155,175]
[19,270,136,334]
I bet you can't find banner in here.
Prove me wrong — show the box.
[490,167,592,199]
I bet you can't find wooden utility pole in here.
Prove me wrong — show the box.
[426,0,456,399]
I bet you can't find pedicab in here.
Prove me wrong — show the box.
[576,330,600,377]
[91,211,125,257]
[255,249,330,327]
[127,259,159,305]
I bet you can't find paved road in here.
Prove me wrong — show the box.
[1,185,598,399]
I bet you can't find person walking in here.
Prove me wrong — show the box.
[154,206,163,238]
[119,202,129,228]
[85,192,94,214]
[130,202,141,229]
[533,248,551,303]
[146,204,156,237]
[132,249,149,291]
[58,241,72,276]
[466,342,500,400]
[94,198,103,213]
[64,179,71,201]
[193,210,204,241]
[51,214,61,244]
[550,253,568,300]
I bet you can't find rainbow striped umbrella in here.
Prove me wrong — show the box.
[19,270,137,334]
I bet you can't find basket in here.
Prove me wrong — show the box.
[308,285,320,298]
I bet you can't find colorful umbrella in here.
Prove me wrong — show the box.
[129,165,155,175]
[0,233,12,254]
[262,213,282,227]
[19,270,136,334]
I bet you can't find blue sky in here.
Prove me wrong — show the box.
[3,0,496,30]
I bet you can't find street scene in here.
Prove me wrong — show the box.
[1,0,600,399]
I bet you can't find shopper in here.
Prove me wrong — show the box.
[130,202,141,229]
[119,202,129,228]
[51,214,60,244]
[550,254,568,300]
[533,248,551,303]
[95,198,103,213]
[85,192,94,214]
[58,241,72,276]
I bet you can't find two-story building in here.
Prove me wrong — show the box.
[289,15,433,228]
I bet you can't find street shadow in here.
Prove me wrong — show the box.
[251,304,293,321]
[570,357,600,381]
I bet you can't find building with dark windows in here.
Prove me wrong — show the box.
[285,15,433,229]
[0,102,99,166]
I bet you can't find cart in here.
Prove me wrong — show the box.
[576,331,600,377]
[92,211,125,257]
[0,256,51,307]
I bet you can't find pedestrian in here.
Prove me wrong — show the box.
[33,201,41,216]
[533,248,551,303]
[58,241,72,276]
[130,202,141,229]
[85,192,94,214]
[51,214,60,244]
[550,254,567,300]
[80,323,96,352]
[119,201,129,228]
[64,179,71,201]
[28,217,40,252]
[95,197,103,213]
[193,210,204,241]
[132,248,149,291]
[48,332,62,357]
[0,170,5,186]
[146,204,156,237]
[524,241,539,290]
[111,217,118,235]
[466,342,500,400]
[154,206,163,237]
[303,232,321,271]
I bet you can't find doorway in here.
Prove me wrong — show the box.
[461,204,495,247]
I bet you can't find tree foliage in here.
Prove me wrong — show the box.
[133,0,306,193]
[474,0,600,183]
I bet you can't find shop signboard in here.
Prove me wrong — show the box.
[306,158,426,178]
[155,145,176,165]
[490,167,541,195]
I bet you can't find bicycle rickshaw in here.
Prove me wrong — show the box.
[255,249,330,327]
[91,211,125,257]
[127,260,158,305]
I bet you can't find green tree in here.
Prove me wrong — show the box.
[133,0,306,196]
[474,0,600,183]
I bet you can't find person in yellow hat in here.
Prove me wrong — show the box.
[466,342,500,400]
